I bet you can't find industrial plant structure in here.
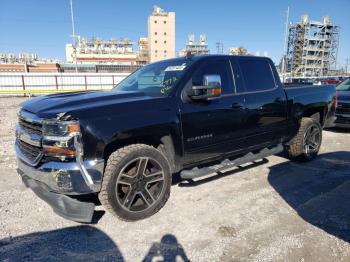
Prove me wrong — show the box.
[284,15,340,78]
[179,35,210,57]
[0,53,58,64]
[137,37,149,65]
[63,5,175,69]
[229,47,248,56]
[0,53,60,72]
[65,36,138,65]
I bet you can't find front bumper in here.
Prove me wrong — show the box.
[16,144,104,195]
[16,155,104,223]
[334,113,350,128]
[324,115,337,128]
[21,175,95,223]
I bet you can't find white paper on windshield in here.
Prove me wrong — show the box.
[165,63,186,71]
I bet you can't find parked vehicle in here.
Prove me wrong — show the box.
[314,77,344,86]
[284,78,316,87]
[15,55,336,222]
[334,78,350,128]
[338,77,348,84]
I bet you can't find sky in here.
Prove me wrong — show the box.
[0,0,349,67]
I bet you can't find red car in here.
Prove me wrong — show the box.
[320,78,343,85]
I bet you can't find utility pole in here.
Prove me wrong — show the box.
[69,0,78,72]
[345,58,349,75]
[216,42,224,54]
[282,6,290,82]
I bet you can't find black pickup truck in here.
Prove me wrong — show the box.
[15,55,336,222]
[334,77,350,128]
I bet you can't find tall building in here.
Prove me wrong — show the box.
[284,15,340,77]
[148,5,175,63]
[179,35,210,57]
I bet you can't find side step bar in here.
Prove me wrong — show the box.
[180,144,283,180]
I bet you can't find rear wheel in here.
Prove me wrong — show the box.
[288,117,322,161]
[99,144,171,221]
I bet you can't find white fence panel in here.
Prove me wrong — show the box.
[24,75,56,91]
[0,72,129,94]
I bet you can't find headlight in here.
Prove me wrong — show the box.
[42,120,81,159]
[43,120,80,137]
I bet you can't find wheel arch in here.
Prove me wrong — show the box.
[301,105,328,126]
[103,134,179,174]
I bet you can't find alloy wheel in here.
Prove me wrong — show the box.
[303,124,321,155]
[115,157,165,212]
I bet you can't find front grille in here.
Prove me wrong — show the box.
[18,140,42,162]
[17,110,43,165]
[336,118,350,124]
[19,116,42,135]
[337,102,350,114]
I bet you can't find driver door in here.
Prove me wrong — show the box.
[180,57,247,164]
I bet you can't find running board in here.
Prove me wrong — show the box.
[180,144,283,180]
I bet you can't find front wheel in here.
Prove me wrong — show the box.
[99,144,171,221]
[287,117,322,161]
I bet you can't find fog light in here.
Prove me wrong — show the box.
[55,170,73,191]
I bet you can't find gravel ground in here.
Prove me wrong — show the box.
[0,97,350,262]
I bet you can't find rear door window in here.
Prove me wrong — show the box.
[239,59,276,92]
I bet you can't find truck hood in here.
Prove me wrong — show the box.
[338,91,350,102]
[21,90,153,118]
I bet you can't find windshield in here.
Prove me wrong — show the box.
[336,78,350,91]
[113,59,191,97]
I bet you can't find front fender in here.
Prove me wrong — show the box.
[76,98,183,167]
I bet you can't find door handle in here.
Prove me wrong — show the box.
[275,97,283,103]
[231,102,244,109]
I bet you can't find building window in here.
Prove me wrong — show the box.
[164,55,167,58]
[155,40,157,44]
[164,32,167,36]
[164,50,167,53]
[155,50,158,53]
[164,40,167,44]
[155,32,157,35]
[164,21,166,24]
[154,20,157,24]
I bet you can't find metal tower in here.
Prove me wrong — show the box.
[216,42,224,55]
[285,15,340,78]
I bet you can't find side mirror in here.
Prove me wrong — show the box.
[188,74,222,101]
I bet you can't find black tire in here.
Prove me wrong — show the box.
[288,117,322,161]
[99,144,171,221]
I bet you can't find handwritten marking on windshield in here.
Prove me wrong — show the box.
[160,77,178,94]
